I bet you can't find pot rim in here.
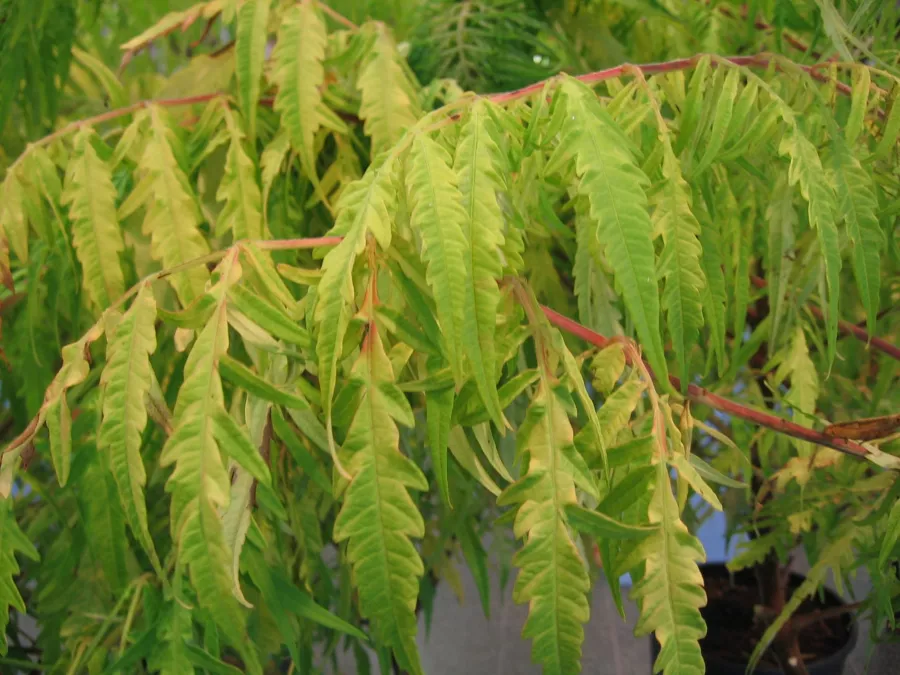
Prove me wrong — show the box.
[695,562,860,673]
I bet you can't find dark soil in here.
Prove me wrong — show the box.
[700,573,851,669]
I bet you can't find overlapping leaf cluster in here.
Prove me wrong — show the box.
[0,1,898,674]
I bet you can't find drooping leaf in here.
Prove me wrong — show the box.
[316,157,396,417]
[99,285,161,573]
[332,327,427,675]
[500,383,590,675]
[216,107,265,241]
[426,385,454,507]
[831,137,884,335]
[271,2,327,174]
[623,462,707,675]
[774,326,819,456]
[652,150,705,387]
[357,24,420,154]
[566,504,658,539]
[406,134,469,383]
[765,175,797,353]
[454,100,508,428]
[80,452,129,593]
[62,127,126,312]
[779,126,841,367]
[555,76,668,383]
[235,0,271,143]
[136,107,211,305]
[0,498,40,656]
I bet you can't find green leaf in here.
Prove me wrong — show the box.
[623,462,707,675]
[447,426,502,496]
[220,467,254,608]
[501,383,590,675]
[688,454,746,489]
[566,504,657,539]
[406,134,469,385]
[212,408,271,486]
[177,498,259,672]
[555,76,668,384]
[591,344,625,395]
[652,150,705,387]
[62,127,125,312]
[765,175,797,353]
[45,393,72,487]
[271,2,326,175]
[357,24,420,154]
[81,453,129,593]
[669,454,722,510]
[137,107,210,305]
[0,168,34,264]
[457,517,491,618]
[160,296,232,523]
[426,385,454,507]
[229,284,310,348]
[99,285,162,573]
[454,100,507,428]
[831,137,884,335]
[692,68,739,176]
[573,198,621,336]
[185,645,244,675]
[241,544,302,665]
[332,328,427,674]
[219,354,308,409]
[271,570,369,641]
[880,498,900,569]
[845,66,869,145]
[148,601,193,675]
[774,326,819,456]
[597,465,656,515]
[552,330,607,472]
[779,126,841,367]
[235,0,271,143]
[595,376,646,448]
[271,408,332,494]
[216,107,265,241]
[316,158,397,417]
[0,498,40,656]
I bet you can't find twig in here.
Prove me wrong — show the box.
[715,3,823,60]
[486,53,856,106]
[539,305,882,463]
[254,236,343,251]
[318,2,359,31]
[789,601,865,632]
[749,275,900,362]
[7,93,227,174]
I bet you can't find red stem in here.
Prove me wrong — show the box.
[487,54,857,106]
[540,305,874,460]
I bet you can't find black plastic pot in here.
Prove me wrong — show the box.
[650,563,858,675]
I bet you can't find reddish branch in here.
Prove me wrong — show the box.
[749,275,900,362]
[10,50,877,175]
[487,53,857,106]
[540,306,877,461]
[715,3,823,60]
